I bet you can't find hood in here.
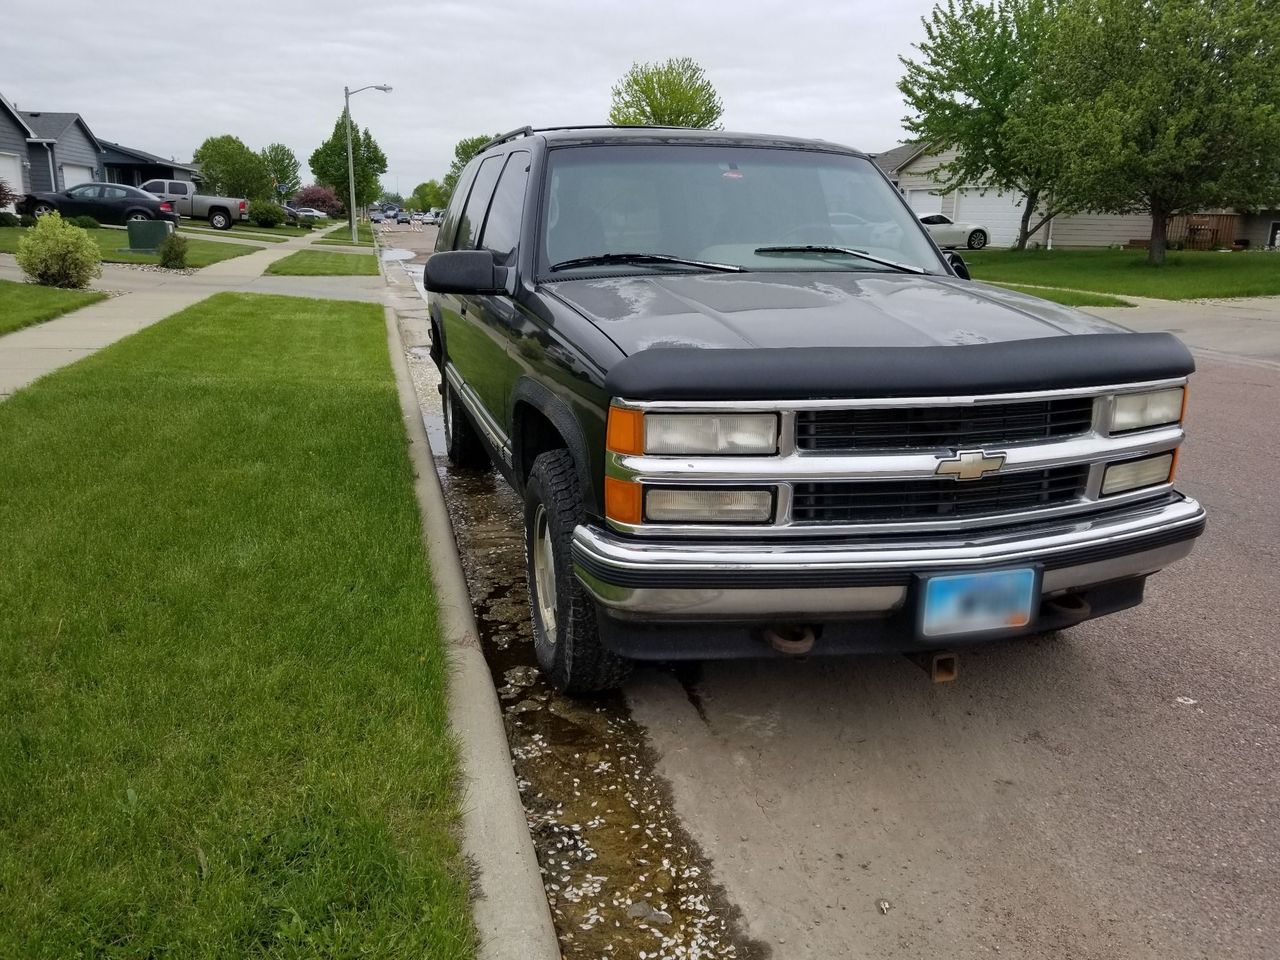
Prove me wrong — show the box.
[543,272,1122,356]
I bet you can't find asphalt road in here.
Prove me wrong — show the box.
[390,222,1279,958]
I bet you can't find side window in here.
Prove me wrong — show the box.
[169,182,189,196]
[454,155,504,251]
[437,158,480,251]
[141,180,163,194]
[100,186,128,200]
[68,185,99,199]
[478,151,530,266]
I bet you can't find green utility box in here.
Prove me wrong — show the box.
[125,220,174,252]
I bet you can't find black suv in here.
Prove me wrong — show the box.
[424,125,1205,693]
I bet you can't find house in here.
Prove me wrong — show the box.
[101,140,200,188]
[19,109,103,193]
[0,92,34,208]
[873,141,1280,250]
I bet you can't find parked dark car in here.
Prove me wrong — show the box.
[423,125,1205,694]
[397,211,412,224]
[19,182,178,226]
[371,211,385,223]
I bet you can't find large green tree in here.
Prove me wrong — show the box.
[192,135,271,199]
[442,134,498,199]
[309,113,389,227]
[1036,0,1280,264]
[608,57,723,129]
[259,143,301,198]
[899,0,1065,249]
[410,179,449,212]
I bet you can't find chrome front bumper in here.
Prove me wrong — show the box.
[572,495,1205,620]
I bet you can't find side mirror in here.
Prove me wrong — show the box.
[945,251,971,280]
[423,250,508,295]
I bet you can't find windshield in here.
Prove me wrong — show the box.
[538,144,943,277]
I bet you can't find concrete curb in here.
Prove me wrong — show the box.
[383,307,561,960]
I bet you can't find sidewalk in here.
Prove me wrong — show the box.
[0,229,377,399]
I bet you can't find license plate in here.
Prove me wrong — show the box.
[921,568,1037,638]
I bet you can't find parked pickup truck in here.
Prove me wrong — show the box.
[139,179,247,230]
[423,125,1206,693]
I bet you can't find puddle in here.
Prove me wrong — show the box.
[380,247,415,261]
[404,342,768,960]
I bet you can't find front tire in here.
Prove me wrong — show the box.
[208,210,231,230]
[525,450,631,694]
[442,375,490,469]
[967,229,988,250]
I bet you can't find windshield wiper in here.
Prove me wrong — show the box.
[548,252,746,273]
[754,245,928,275]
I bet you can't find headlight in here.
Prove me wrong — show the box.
[1110,387,1184,433]
[644,413,778,455]
[1101,453,1175,496]
[644,487,774,523]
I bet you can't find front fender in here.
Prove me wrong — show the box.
[509,376,601,517]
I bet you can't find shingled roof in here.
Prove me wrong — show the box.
[870,141,928,177]
[19,110,101,150]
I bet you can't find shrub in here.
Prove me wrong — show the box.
[0,211,19,228]
[157,233,189,270]
[0,176,17,210]
[71,215,100,229]
[293,184,344,217]
[250,200,286,228]
[15,212,102,288]
[19,214,36,228]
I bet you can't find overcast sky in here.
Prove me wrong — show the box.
[4,0,937,195]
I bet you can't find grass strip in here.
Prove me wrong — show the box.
[0,227,259,268]
[0,292,474,958]
[990,282,1135,308]
[966,248,1280,300]
[266,250,379,276]
[0,279,108,336]
[324,222,375,245]
[178,226,287,243]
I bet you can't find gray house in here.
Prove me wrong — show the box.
[100,140,199,187]
[19,109,104,193]
[0,92,34,208]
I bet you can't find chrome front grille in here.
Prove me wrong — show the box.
[791,466,1090,524]
[795,397,1096,451]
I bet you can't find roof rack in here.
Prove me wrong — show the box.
[480,124,698,152]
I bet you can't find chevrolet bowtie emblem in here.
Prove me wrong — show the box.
[935,449,1007,481]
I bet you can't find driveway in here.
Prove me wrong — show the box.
[1091,295,1280,367]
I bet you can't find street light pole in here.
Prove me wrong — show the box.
[343,83,392,245]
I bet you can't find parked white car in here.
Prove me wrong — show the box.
[296,207,329,219]
[919,213,989,250]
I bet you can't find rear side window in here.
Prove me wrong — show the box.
[169,182,189,196]
[141,180,163,193]
[454,155,503,251]
[479,151,530,266]
[437,158,480,251]
[100,186,128,200]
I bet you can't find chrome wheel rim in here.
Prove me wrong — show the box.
[532,504,557,641]
[128,213,149,221]
[971,232,986,249]
[33,204,53,217]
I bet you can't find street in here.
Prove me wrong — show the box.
[384,221,1279,959]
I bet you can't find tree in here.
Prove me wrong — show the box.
[443,134,498,199]
[192,135,271,199]
[293,184,344,217]
[379,191,405,206]
[309,112,389,227]
[899,0,1066,249]
[259,143,301,198]
[410,179,449,212]
[608,57,724,129]
[1036,0,1280,264]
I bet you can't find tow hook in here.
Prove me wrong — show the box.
[765,624,816,655]
[1045,592,1092,622]
[907,650,959,683]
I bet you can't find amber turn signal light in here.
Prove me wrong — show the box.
[604,477,643,525]
[606,406,643,455]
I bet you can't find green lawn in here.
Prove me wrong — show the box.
[0,293,473,958]
[990,282,1135,308]
[319,222,375,246]
[179,225,288,243]
[0,279,107,336]
[0,227,258,268]
[182,220,315,238]
[966,249,1280,300]
[266,250,379,276]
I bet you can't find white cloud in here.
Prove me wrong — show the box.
[5,0,935,192]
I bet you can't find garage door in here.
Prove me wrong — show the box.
[907,189,943,216]
[62,163,95,188]
[954,187,1025,247]
[0,152,22,211]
